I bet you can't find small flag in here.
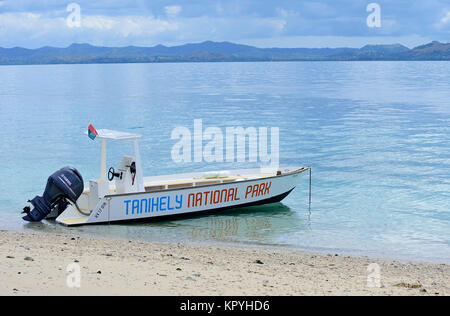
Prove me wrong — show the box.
[88,124,98,140]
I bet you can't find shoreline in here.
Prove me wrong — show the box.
[0,230,448,296]
[9,223,449,266]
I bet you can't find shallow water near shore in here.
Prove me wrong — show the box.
[0,61,449,263]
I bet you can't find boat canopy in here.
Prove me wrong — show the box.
[84,129,145,192]
[84,129,142,141]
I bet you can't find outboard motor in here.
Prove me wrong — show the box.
[22,167,84,222]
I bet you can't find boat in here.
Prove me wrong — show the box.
[22,129,311,226]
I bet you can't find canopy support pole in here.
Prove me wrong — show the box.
[100,138,107,182]
[133,139,145,192]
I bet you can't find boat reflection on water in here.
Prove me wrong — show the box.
[181,202,311,245]
[188,203,290,242]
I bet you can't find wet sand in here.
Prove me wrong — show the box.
[0,230,448,296]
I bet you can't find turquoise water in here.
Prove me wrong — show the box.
[0,61,449,263]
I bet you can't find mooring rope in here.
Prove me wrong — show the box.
[309,167,312,206]
[308,167,312,217]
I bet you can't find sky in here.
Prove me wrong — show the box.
[0,0,449,48]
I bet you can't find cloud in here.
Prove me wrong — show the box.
[165,5,182,18]
[433,10,450,31]
[0,10,286,48]
[0,0,449,48]
[82,15,179,37]
[0,11,180,47]
[0,12,64,34]
[441,11,450,24]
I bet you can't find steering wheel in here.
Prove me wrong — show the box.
[108,167,117,181]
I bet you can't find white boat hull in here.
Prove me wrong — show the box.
[56,167,308,226]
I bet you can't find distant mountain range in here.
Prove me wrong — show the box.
[0,40,449,65]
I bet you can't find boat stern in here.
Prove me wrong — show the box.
[56,198,109,226]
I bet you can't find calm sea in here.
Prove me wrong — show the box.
[0,61,449,263]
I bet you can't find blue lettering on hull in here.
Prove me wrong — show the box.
[124,195,183,215]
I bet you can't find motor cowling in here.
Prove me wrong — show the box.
[22,167,84,222]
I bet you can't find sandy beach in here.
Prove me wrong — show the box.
[0,230,448,296]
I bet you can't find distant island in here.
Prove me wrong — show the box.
[0,40,449,65]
